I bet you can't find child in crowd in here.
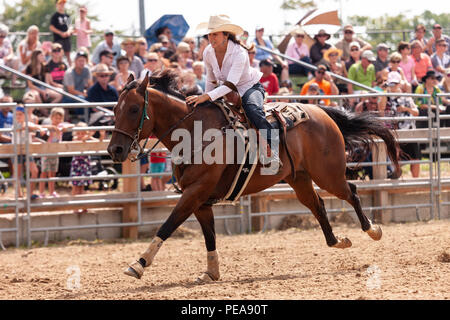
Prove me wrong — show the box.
[70,122,96,213]
[150,148,167,191]
[39,107,73,198]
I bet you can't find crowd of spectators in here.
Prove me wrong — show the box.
[1,0,450,199]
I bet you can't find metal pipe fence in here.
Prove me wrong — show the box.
[0,91,448,247]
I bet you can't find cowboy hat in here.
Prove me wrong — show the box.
[92,63,113,76]
[290,26,306,37]
[314,29,330,41]
[323,46,342,61]
[206,15,244,36]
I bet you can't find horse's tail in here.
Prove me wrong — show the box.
[318,106,401,177]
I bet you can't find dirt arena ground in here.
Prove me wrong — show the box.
[0,219,449,300]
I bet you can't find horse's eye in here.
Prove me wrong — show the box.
[130,105,139,114]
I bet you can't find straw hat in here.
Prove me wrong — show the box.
[290,26,306,37]
[206,15,244,36]
[92,63,113,76]
[323,46,343,61]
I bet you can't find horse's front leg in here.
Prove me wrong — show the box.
[124,172,220,280]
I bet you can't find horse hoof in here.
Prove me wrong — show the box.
[333,236,352,249]
[124,261,144,279]
[366,224,382,241]
[196,272,219,284]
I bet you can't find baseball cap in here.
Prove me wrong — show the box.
[343,25,354,32]
[376,43,389,51]
[361,50,376,62]
[259,59,274,68]
[75,51,88,59]
[255,25,264,31]
[104,29,114,36]
[349,41,360,50]
[16,106,25,113]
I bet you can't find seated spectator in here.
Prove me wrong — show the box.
[347,50,376,96]
[373,43,390,77]
[135,37,149,64]
[114,55,135,92]
[285,26,311,76]
[175,41,193,69]
[169,53,190,71]
[310,29,332,65]
[149,43,171,68]
[381,52,411,93]
[300,64,338,106]
[180,71,202,95]
[439,67,450,93]
[430,39,450,79]
[410,24,428,48]
[335,25,372,62]
[192,61,206,92]
[25,49,62,103]
[157,34,174,59]
[415,70,450,128]
[49,0,73,66]
[41,41,53,62]
[0,24,20,86]
[94,49,117,83]
[426,24,450,56]
[44,43,67,91]
[304,82,326,106]
[355,93,380,114]
[74,5,92,51]
[17,25,41,72]
[156,26,177,53]
[398,41,418,90]
[197,36,209,61]
[253,26,274,62]
[248,46,259,69]
[280,79,293,94]
[239,30,249,46]
[345,41,361,71]
[259,59,279,96]
[140,52,161,80]
[410,40,433,84]
[0,95,13,144]
[183,36,199,61]
[121,38,144,78]
[323,46,348,93]
[275,87,291,103]
[91,29,122,66]
[87,64,118,104]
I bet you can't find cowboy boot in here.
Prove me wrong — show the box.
[124,236,163,279]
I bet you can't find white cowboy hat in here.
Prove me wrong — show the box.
[206,15,244,36]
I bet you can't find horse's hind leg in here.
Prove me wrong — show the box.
[194,204,220,282]
[285,172,352,249]
[346,182,382,241]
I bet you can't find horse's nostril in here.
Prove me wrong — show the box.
[114,145,123,154]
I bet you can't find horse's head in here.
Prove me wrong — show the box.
[107,72,153,162]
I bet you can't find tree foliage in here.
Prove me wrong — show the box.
[347,10,450,49]
[280,0,317,10]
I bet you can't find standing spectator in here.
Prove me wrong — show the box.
[17,25,41,73]
[410,40,433,84]
[430,39,450,79]
[285,26,311,76]
[70,121,95,213]
[0,24,20,86]
[426,24,450,56]
[44,43,67,91]
[259,59,279,96]
[347,50,376,103]
[300,64,339,106]
[114,56,135,92]
[91,29,122,66]
[335,25,372,62]
[140,52,161,80]
[192,61,206,91]
[372,43,390,77]
[410,24,428,49]
[323,46,348,93]
[49,0,73,66]
[121,38,144,79]
[381,52,411,93]
[39,107,74,198]
[74,5,92,51]
[135,37,149,64]
[380,72,421,177]
[253,26,274,62]
[310,29,332,65]
[87,64,118,105]
[25,49,62,103]
[398,41,418,90]
[345,41,361,71]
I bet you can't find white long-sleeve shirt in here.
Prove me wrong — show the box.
[203,40,262,101]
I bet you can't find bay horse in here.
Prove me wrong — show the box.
[107,70,401,282]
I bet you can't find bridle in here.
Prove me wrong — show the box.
[112,81,197,162]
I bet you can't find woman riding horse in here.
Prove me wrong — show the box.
[185,15,281,168]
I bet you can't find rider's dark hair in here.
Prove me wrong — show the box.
[223,32,254,52]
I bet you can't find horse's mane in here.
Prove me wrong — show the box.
[149,69,187,101]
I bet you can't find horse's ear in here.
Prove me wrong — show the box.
[137,72,149,96]
[126,73,135,84]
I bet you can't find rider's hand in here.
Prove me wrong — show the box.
[185,94,211,107]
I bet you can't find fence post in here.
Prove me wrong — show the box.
[372,142,389,223]
[122,159,139,239]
